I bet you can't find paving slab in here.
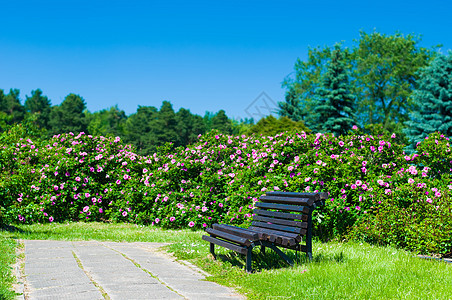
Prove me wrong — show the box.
[16,240,244,300]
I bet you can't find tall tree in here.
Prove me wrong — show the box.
[210,110,233,134]
[0,89,25,125]
[353,31,434,129]
[278,88,305,122]
[24,89,52,130]
[155,101,180,146]
[404,52,452,148]
[48,93,87,135]
[282,31,435,131]
[176,108,205,146]
[311,45,356,136]
[281,46,335,123]
[87,105,127,137]
[124,106,159,155]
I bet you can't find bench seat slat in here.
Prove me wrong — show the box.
[259,195,314,206]
[205,228,251,246]
[266,191,329,200]
[253,215,307,229]
[212,224,260,241]
[253,209,308,221]
[255,202,310,213]
[251,221,301,234]
[248,226,301,246]
[202,235,248,255]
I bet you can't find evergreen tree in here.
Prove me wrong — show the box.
[278,88,305,121]
[0,89,25,125]
[24,89,52,130]
[404,52,452,148]
[176,108,206,146]
[311,45,356,136]
[124,106,159,155]
[87,105,127,137]
[48,93,87,135]
[155,101,180,146]
[210,110,233,134]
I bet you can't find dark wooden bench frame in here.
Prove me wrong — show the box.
[202,191,327,272]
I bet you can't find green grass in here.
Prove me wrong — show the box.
[0,236,18,300]
[2,222,452,299]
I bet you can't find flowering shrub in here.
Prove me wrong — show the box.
[1,123,451,255]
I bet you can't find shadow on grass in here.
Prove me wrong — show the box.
[214,247,346,272]
[0,224,59,240]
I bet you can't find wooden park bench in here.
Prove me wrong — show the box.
[202,191,328,272]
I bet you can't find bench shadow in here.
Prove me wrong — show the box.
[214,248,346,272]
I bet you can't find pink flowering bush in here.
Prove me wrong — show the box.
[1,122,451,255]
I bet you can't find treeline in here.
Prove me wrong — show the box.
[0,90,309,155]
[278,31,452,148]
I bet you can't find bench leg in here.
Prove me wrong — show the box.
[210,242,216,259]
[306,210,313,262]
[261,242,294,266]
[246,247,252,273]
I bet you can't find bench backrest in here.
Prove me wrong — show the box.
[251,191,327,237]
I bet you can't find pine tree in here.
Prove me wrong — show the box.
[404,52,452,147]
[48,93,87,135]
[311,45,356,136]
[0,89,25,125]
[278,88,305,122]
[25,89,52,130]
[210,110,233,134]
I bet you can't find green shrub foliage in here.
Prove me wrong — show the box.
[1,123,451,255]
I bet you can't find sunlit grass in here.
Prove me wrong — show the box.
[0,237,18,300]
[2,222,452,299]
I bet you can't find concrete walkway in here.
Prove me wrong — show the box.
[15,240,244,300]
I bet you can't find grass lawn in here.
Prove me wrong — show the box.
[0,236,18,300]
[2,222,452,299]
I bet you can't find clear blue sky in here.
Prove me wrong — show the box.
[1,0,451,121]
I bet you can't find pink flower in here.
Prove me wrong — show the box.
[122,211,128,217]
[356,180,362,186]
[99,208,103,213]
[169,217,176,222]
[49,216,54,222]
[202,223,207,228]
[339,141,345,147]
[116,180,121,185]
[352,125,358,130]
[408,178,415,184]
[155,218,160,223]
[83,206,89,212]
[75,177,81,182]
[188,221,195,227]
[85,193,90,198]
[355,206,361,211]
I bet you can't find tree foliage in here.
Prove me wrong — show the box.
[404,52,452,148]
[353,31,433,129]
[247,115,310,136]
[311,45,356,136]
[24,89,52,130]
[48,93,87,135]
[280,31,436,134]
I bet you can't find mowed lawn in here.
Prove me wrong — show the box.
[1,222,452,299]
